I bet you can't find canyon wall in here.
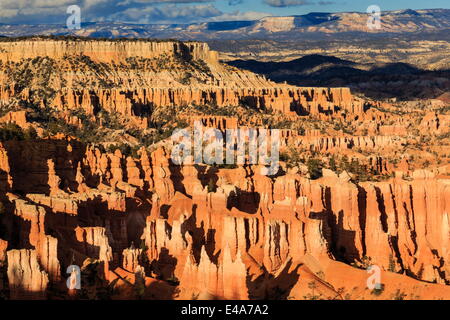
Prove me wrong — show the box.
[0,138,448,299]
[0,38,448,300]
[0,40,219,64]
[0,39,366,121]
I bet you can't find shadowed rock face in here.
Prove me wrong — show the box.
[227,55,450,100]
[0,38,448,300]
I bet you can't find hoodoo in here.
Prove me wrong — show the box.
[0,36,448,301]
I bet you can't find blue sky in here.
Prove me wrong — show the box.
[0,0,449,24]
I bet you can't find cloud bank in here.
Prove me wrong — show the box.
[0,0,334,24]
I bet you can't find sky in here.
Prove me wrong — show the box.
[0,0,449,24]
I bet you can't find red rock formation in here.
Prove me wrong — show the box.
[0,111,29,129]
[0,239,7,262]
[75,226,113,277]
[122,247,142,273]
[0,38,448,300]
[6,249,49,300]
[48,86,361,123]
[0,135,447,299]
[9,196,60,281]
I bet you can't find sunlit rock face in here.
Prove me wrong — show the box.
[0,38,448,300]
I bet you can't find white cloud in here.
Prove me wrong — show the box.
[0,0,227,23]
[264,0,312,7]
[210,10,271,21]
[109,3,223,24]
[0,0,73,10]
[228,0,243,5]
[0,0,273,24]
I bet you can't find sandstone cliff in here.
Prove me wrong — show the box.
[0,37,448,300]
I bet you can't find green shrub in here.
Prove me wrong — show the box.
[0,123,25,141]
[392,289,407,300]
[371,284,385,296]
[307,158,323,180]
[207,178,217,193]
